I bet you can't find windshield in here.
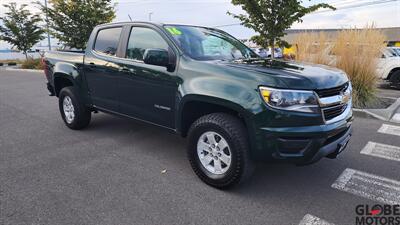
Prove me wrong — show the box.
[386,48,399,57]
[164,25,258,61]
[391,48,400,56]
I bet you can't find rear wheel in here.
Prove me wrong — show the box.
[59,87,91,130]
[187,113,254,189]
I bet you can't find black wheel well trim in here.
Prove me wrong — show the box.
[388,67,400,80]
[176,94,253,137]
[53,74,75,97]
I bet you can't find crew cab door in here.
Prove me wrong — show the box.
[84,26,123,112]
[116,25,179,128]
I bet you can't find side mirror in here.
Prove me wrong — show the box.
[143,48,175,71]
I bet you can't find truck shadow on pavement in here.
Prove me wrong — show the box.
[85,113,350,196]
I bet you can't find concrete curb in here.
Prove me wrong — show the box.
[354,98,400,123]
[4,67,43,73]
[392,113,400,123]
[353,108,387,120]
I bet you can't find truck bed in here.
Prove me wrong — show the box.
[45,50,85,65]
[43,50,86,96]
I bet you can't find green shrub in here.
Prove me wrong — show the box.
[21,58,44,70]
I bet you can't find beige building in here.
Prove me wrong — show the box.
[283,27,400,47]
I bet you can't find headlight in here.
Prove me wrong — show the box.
[345,82,352,96]
[259,87,319,113]
[342,82,352,104]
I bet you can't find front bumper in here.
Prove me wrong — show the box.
[250,105,353,165]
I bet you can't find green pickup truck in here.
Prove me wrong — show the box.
[43,22,353,188]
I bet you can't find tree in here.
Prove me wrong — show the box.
[37,0,116,50]
[250,35,290,50]
[0,3,45,60]
[228,0,335,59]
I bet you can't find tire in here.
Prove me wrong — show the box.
[187,113,254,189]
[58,86,91,130]
[389,70,400,86]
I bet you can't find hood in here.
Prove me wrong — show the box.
[217,59,349,90]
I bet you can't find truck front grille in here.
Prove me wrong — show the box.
[315,82,349,98]
[322,104,348,121]
[316,82,351,122]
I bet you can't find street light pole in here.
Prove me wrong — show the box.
[44,0,51,51]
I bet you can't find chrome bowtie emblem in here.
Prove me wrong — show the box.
[340,90,351,104]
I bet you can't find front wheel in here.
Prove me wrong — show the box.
[187,113,254,189]
[59,86,91,130]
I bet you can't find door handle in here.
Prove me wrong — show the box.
[88,62,96,68]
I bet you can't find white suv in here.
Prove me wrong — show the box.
[377,47,400,85]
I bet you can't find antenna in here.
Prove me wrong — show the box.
[128,14,133,21]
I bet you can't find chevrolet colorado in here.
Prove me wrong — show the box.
[43,22,353,188]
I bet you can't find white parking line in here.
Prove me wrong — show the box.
[361,142,400,162]
[299,214,334,225]
[332,168,400,205]
[378,124,400,136]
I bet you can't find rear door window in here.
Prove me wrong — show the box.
[94,27,122,56]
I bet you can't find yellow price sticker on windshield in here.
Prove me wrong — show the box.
[166,27,182,35]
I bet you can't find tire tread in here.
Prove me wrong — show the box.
[59,86,91,130]
[187,113,254,189]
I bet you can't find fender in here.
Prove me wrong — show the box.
[176,94,255,133]
[386,66,400,80]
[174,63,265,137]
[176,94,262,155]
[53,62,85,92]
[52,61,90,105]
[52,61,81,83]
[379,59,400,80]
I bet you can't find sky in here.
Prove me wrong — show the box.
[0,0,399,49]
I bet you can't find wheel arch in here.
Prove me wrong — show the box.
[54,74,75,97]
[176,94,253,137]
[387,67,400,81]
[52,61,82,97]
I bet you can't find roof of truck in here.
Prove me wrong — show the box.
[95,21,221,31]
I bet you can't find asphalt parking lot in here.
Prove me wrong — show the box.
[1,68,400,225]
